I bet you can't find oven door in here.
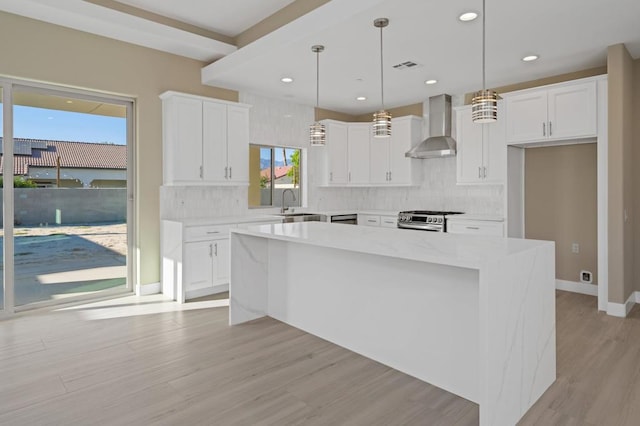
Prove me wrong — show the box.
[398,223,443,232]
[330,214,358,225]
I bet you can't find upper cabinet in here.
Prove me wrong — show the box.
[161,91,250,186]
[370,116,422,185]
[323,116,422,187]
[505,80,597,144]
[455,103,506,185]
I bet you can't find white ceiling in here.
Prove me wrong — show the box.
[203,0,640,114]
[1,0,639,114]
[114,0,296,37]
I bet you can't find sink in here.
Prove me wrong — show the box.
[278,213,325,223]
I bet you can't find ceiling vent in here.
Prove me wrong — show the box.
[392,61,421,70]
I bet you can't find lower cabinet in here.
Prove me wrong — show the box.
[161,220,233,303]
[358,214,398,228]
[447,219,504,236]
[183,237,229,299]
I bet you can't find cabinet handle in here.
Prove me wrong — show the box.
[367,219,377,223]
[483,167,487,178]
[478,167,482,178]
[348,172,351,182]
[209,243,213,257]
[224,166,228,179]
[229,167,232,179]
[542,122,546,136]
[465,226,480,230]
[549,121,552,136]
[389,171,392,181]
[214,242,218,256]
[330,172,333,182]
[206,231,220,234]
[200,165,203,178]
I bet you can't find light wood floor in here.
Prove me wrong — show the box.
[0,291,638,425]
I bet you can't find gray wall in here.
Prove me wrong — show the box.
[2,188,126,226]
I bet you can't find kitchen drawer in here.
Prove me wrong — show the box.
[380,215,398,228]
[358,214,380,226]
[184,224,233,241]
[447,220,504,237]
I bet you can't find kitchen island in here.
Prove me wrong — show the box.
[229,222,555,426]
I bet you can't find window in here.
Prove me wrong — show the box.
[249,144,302,208]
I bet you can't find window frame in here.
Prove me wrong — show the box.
[249,143,303,209]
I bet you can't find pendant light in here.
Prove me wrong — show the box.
[471,0,498,123]
[309,45,326,146]
[373,18,391,138]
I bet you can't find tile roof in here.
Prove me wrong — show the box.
[0,138,126,176]
[260,166,292,181]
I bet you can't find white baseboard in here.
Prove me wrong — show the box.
[556,279,598,296]
[137,282,161,296]
[185,284,229,300]
[607,291,637,318]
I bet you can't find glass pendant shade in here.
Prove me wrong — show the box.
[309,121,326,146]
[471,89,498,123]
[373,110,392,138]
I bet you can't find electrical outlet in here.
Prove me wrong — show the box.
[580,270,592,284]
[571,243,579,254]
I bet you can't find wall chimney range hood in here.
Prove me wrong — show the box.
[405,94,457,159]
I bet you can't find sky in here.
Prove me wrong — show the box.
[1,105,127,145]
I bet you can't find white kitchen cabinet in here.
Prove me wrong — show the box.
[505,81,597,144]
[161,221,233,302]
[380,215,398,228]
[347,124,370,184]
[358,214,380,226]
[455,104,506,184]
[370,116,422,185]
[161,91,250,185]
[447,219,504,236]
[324,120,349,185]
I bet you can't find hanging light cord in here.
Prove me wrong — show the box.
[482,0,486,91]
[316,49,320,109]
[380,24,385,109]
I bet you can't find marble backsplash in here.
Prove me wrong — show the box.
[160,92,503,221]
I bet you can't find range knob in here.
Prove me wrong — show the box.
[426,217,432,223]
[437,217,443,223]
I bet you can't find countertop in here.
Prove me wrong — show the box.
[449,214,504,222]
[231,222,552,270]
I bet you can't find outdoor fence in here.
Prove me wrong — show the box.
[0,188,127,226]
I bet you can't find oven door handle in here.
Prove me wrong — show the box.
[398,224,443,232]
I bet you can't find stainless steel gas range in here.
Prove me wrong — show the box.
[397,210,464,232]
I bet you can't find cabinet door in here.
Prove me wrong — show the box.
[347,124,370,184]
[325,121,349,184]
[212,238,230,285]
[184,241,213,291]
[389,117,418,184]
[482,111,506,183]
[505,91,548,143]
[456,107,484,184]
[226,105,250,183]
[547,82,597,140]
[202,101,228,182]
[164,96,203,184]
[369,138,389,184]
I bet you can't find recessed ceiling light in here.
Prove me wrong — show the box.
[425,79,438,85]
[66,100,73,104]
[356,96,367,101]
[522,55,539,62]
[280,77,294,83]
[458,12,478,22]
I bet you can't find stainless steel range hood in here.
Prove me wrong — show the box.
[405,94,456,159]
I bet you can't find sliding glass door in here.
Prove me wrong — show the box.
[1,80,134,312]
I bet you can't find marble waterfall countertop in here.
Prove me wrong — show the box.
[232,221,551,270]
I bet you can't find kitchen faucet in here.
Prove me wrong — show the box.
[281,188,296,214]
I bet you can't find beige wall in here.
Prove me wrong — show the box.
[315,107,358,122]
[0,11,237,288]
[525,144,598,284]
[248,145,262,206]
[607,44,635,304]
